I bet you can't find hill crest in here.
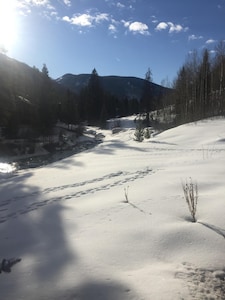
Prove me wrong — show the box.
[57,73,170,100]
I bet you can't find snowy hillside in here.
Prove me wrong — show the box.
[0,116,225,299]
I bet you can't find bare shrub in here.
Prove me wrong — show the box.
[182,178,198,222]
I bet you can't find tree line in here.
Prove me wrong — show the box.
[1,41,224,140]
[0,54,159,139]
[171,41,225,124]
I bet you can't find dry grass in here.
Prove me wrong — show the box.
[182,178,198,222]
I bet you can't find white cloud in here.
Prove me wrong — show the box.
[108,24,117,38]
[188,34,203,41]
[111,18,119,25]
[63,0,71,6]
[155,21,188,34]
[95,13,109,23]
[23,0,52,8]
[63,14,92,26]
[109,24,117,33]
[29,0,49,6]
[168,22,182,33]
[62,12,109,27]
[117,2,125,8]
[126,21,149,35]
[155,22,168,31]
[50,10,59,20]
[122,20,131,28]
[62,16,71,22]
[16,0,56,17]
[206,39,217,44]
[151,16,158,24]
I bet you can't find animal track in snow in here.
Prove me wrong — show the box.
[176,262,225,299]
[0,167,154,224]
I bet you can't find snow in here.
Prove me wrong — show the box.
[0,162,17,174]
[1,116,225,299]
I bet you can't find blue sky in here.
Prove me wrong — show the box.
[0,0,225,84]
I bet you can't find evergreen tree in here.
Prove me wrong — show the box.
[134,121,144,142]
[140,67,153,114]
[86,68,104,124]
[42,63,49,77]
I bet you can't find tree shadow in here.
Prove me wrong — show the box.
[0,170,75,298]
[149,140,177,146]
[48,156,84,169]
[92,139,147,155]
[56,280,137,300]
[0,169,140,299]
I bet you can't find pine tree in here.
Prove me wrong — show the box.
[42,63,49,77]
[134,116,144,142]
[140,68,153,115]
[86,68,104,124]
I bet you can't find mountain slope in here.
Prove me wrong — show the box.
[57,73,170,100]
[0,54,80,134]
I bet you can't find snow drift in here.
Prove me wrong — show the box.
[0,116,225,299]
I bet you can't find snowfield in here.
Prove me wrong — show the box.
[1,116,225,299]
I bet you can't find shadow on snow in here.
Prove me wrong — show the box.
[0,168,138,299]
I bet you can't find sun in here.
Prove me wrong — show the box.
[0,1,18,52]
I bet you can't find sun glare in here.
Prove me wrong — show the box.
[0,1,18,51]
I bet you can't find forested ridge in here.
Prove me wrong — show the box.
[1,41,224,140]
[0,54,72,138]
[0,55,166,138]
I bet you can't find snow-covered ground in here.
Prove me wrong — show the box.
[0,116,225,299]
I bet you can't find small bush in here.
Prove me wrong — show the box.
[182,178,198,222]
[144,128,151,139]
[134,125,144,142]
[134,115,144,142]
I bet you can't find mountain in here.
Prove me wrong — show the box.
[0,53,68,103]
[56,73,170,100]
[0,53,172,137]
[0,53,78,137]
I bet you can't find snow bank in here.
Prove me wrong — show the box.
[0,117,225,299]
